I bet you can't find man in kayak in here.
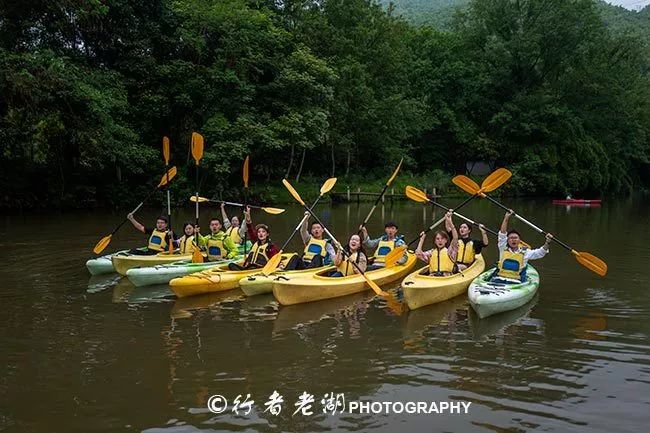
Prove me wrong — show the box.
[359,222,407,269]
[197,217,240,262]
[220,202,247,246]
[496,210,553,281]
[228,206,280,270]
[415,212,459,276]
[126,213,176,255]
[447,218,489,271]
[282,213,336,270]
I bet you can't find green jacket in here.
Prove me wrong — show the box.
[197,231,239,259]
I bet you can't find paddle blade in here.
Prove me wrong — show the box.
[162,136,170,164]
[189,195,210,203]
[519,240,531,249]
[404,185,430,204]
[481,168,512,192]
[191,132,204,163]
[192,247,204,263]
[261,252,283,276]
[384,246,407,268]
[282,179,306,206]
[158,166,177,188]
[572,251,608,277]
[320,177,338,195]
[452,175,480,195]
[387,158,403,186]
[93,235,112,254]
[243,156,250,188]
[261,207,285,215]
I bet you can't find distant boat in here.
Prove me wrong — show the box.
[552,199,602,206]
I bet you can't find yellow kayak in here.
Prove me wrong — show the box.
[169,254,293,298]
[239,265,334,297]
[111,251,193,275]
[401,254,485,310]
[273,252,417,305]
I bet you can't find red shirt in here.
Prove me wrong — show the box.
[245,221,279,258]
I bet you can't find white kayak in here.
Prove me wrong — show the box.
[86,250,128,275]
[125,256,242,287]
[468,265,540,319]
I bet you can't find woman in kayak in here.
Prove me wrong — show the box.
[415,211,458,276]
[220,202,246,246]
[228,206,279,270]
[126,213,176,255]
[495,210,553,282]
[175,222,198,254]
[447,218,489,271]
[330,234,367,277]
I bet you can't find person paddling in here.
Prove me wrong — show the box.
[415,211,458,276]
[228,206,279,270]
[197,217,239,262]
[494,210,553,282]
[359,221,407,269]
[447,218,489,271]
[282,213,336,270]
[126,213,175,255]
[220,202,246,246]
[330,234,368,277]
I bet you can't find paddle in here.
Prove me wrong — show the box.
[163,136,174,254]
[242,156,250,256]
[191,132,204,263]
[453,175,607,276]
[358,158,403,236]
[282,179,389,297]
[261,178,337,275]
[403,169,512,247]
[404,185,530,249]
[92,166,178,254]
[189,196,285,215]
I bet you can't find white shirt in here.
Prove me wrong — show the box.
[498,231,548,266]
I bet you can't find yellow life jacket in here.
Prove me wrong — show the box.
[148,229,168,252]
[457,238,476,265]
[374,239,395,263]
[226,226,242,245]
[428,247,455,274]
[207,235,226,261]
[179,235,195,254]
[337,252,360,276]
[303,238,328,261]
[497,249,526,280]
[247,242,270,266]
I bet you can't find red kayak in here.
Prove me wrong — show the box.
[552,199,602,205]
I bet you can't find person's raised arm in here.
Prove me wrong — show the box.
[300,212,310,244]
[220,203,231,229]
[500,209,514,234]
[447,211,458,245]
[416,232,426,254]
[478,224,489,246]
[127,213,145,234]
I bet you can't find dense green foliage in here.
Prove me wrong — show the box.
[1,0,648,209]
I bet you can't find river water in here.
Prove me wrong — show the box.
[1,197,648,433]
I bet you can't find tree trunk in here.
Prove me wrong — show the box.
[345,148,351,176]
[330,143,336,176]
[295,148,306,182]
[285,144,295,179]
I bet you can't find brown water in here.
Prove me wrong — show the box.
[1,198,648,433]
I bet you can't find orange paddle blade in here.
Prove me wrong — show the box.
[243,156,250,188]
[261,207,285,215]
[261,252,283,276]
[93,235,112,254]
[387,158,403,186]
[384,245,408,267]
[189,195,210,203]
[192,246,204,263]
[162,136,170,164]
[282,179,306,206]
[191,132,204,163]
[481,168,512,192]
[404,185,429,204]
[572,250,608,277]
[157,166,177,188]
[320,177,337,195]
[452,175,481,195]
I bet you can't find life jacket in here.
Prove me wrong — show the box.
[247,241,270,267]
[337,252,362,276]
[303,237,328,262]
[179,235,195,254]
[428,247,455,275]
[497,249,527,281]
[206,233,227,261]
[148,229,169,252]
[226,226,242,245]
[457,238,476,265]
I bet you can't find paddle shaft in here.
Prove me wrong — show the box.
[194,161,200,247]
[426,197,498,237]
[359,182,391,230]
[277,196,324,253]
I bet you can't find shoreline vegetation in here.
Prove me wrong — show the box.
[1,0,649,210]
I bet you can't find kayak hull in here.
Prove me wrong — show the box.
[401,254,486,310]
[111,252,193,275]
[86,251,125,275]
[126,256,242,287]
[239,266,334,297]
[468,265,540,319]
[273,253,417,305]
[552,199,601,205]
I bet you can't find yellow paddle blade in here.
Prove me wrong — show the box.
[192,246,204,263]
[261,252,283,276]
[384,245,407,268]
[261,207,285,215]
[385,292,407,315]
[572,250,608,277]
[452,175,481,195]
[189,195,210,203]
[364,274,389,297]
[320,177,338,195]
[404,185,429,204]
[157,166,177,188]
[243,156,250,188]
[191,132,204,163]
[387,158,403,186]
[93,235,112,254]
[282,179,306,206]
[162,136,170,164]
[519,240,531,249]
[482,168,512,192]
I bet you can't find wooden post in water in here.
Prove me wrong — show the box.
[356,187,360,204]
[347,186,350,202]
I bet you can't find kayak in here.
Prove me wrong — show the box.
[239,266,334,297]
[273,252,417,305]
[126,256,243,287]
[468,265,540,319]
[169,254,294,298]
[112,251,193,275]
[401,254,486,310]
[86,249,134,275]
[552,199,601,205]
